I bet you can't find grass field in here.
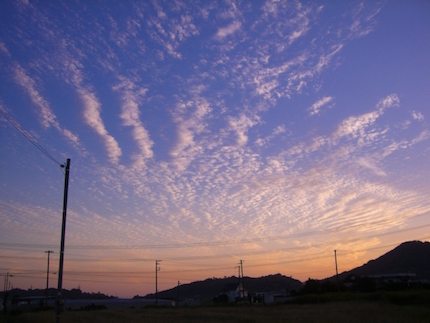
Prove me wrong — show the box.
[1,292,430,323]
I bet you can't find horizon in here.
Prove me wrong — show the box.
[1,1,429,299]
[3,237,428,299]
[3,238,429,299]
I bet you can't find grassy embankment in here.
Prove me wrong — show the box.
[1,290,429,323]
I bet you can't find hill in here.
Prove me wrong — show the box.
[332,240,430,282]
[140,274,303,301]
[147,241,430,300]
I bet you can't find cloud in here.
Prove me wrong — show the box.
[228,114,259,146]
[308,96,333,116]
[145,4,199,59]
[357,157,386,176]
[252,54,307,101]
[412,111,424,121]
[376,93,400,111]
[114,77,154,169]
[13,64,57,129]
[0,40,10,57]
[333,94,398,140]
[410,130,430,146]
[55,47,122,164]
[349,3,383,39]
[170,97,212,170]
[286,94,402,164]
[215,21,241,39]
[255,124,286,147]
[334,110,380,140]
[315,44,344,73]
[286,7,312,45]
[12,63,83,150]
[78,88,122,164]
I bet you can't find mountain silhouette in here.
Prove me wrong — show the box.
[331,240,430,282]
[145,240,429,300]
[141,274,303,301]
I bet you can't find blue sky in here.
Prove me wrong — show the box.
[1,0,429,298]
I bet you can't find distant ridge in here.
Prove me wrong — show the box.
[142,274,303,301]
[148,241,430,300]
[331,240,430,282]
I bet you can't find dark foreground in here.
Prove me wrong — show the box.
[1,293,430,323]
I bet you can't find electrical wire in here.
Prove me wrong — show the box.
[0,107,63,167]
[1,222,429,253]
[4,238,428,289]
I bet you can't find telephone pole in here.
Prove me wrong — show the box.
[45,250,54,307]
[3,272,13,291]
[176,281,180,307]
[235,260,245,299]
[334,250,339,292]
[56,158,70,323]
[239,260,244,299]
[155,260,161,305]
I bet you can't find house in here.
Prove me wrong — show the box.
[219,282,247,303]
[252,290,290,304]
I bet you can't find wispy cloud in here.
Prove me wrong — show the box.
[308,96,333,116]
[286,94,402,164]
[228,114,259,146]
[255,124,286,147]
[215,21,241,39]
[334,110,381,140]
[0,40,10,57]
[412,111,424,121]
[114,77,154,169]
[145,2,199,59]
[349,3,383,39]
[12,63,83,150]
[170,96,212,170]
[333,94,398,141]
[357,157,387,176]
[13,64,56,129]
[54,45,123,164]
[78,88,122,164]
[376,93,400,111]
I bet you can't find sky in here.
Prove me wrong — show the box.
[0,0,429,298]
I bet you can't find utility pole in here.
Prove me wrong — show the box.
[235,260,245,299]
[56,158,70,323]
[45,251,54,307]
[236,265,240,279]
[3,272,13,291]
[240,260,244,299]
[155,260,161,306]
[176,281,180,307]
[334,250,339,292]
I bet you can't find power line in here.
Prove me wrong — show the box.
[1,222,429,253]
[0,107,63,167]
[4,238,429,289]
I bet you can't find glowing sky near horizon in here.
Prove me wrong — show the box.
[1,0,429,298]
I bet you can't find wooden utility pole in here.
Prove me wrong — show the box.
[155,260,161,305]
[334,250,339,292]
[176,281,180,307]
[56,158,70,323]
[240,260,244,299]
[3,272,13,291]
[45,250,54,307]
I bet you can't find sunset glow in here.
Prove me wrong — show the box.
[1,1,429,298]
